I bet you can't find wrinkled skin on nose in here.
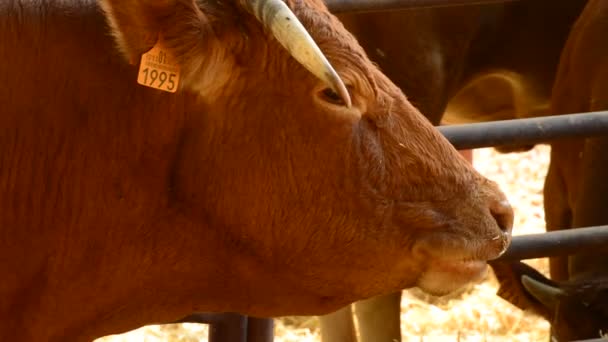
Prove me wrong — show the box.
[409,175,514,295]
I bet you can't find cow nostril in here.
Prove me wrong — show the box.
[491,200,514,234]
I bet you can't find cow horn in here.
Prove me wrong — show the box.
[241,0,352,107]
[521,275,565,310]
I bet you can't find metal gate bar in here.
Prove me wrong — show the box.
[495,225,608,261]
[246,317,275,342]
[326,0,519,14]
[177,313,273,342]
[208,314,248,342]
[438,111,608,150]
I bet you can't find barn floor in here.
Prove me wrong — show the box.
[96,145,553,342]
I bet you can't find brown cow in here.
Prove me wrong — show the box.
[0,0,513,340]
[336,0,586,126]
[492,0,608,340]
[320,2,587,341]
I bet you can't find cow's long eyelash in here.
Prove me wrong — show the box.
[319,86,355,107]
[320,88,344,105]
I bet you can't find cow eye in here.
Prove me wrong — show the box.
[319,87,346,106]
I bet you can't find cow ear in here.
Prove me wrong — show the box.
[99,0,233,93]
[490,261,558,320]
[100,1,198,61]
[99,0,350,103]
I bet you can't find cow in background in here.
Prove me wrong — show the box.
[320,1,588,341]
[492,0,608,340]
[336,0,586,126]
[0,0,513,340]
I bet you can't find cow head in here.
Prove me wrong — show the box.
[99,0,513,314]
[492,261,608,341]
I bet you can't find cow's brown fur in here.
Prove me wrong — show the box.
[337,0,587,126]
[0,0,512,340]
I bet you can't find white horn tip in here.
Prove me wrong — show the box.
[325,70,352,108]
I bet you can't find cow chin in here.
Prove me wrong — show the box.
[406,219,510,296]
[416,259,489,296]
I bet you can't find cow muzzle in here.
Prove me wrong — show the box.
[412,185,514,295]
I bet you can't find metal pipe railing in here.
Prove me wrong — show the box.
[326,0,519,13]
[438,111,608,150]
[495,225,608,262]
[177,313,250,342]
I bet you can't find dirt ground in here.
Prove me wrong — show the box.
[97,145,553,342]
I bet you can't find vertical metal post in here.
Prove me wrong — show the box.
[246,317,275,342]
[207,313,248,342]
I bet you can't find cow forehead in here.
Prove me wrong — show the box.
[286,0,377,83]
[214,0,383,103]
[289,0,368,57]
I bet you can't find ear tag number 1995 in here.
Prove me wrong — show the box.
[137,41,181,93]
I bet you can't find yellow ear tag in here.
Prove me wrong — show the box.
[137,39,181,93]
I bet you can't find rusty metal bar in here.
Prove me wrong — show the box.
[176,313,248,342]
[495,225,608,262]
[438,111,608,150]
[208,313,247,342]
[176,313,273,342]
[247,317,274,342]
[326,0,519,13]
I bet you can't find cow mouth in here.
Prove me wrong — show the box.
[432,258,489,282]
[434,258,488,275]
[412,232,511,296]
[417,230,511,261]
[416,258,489,296]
